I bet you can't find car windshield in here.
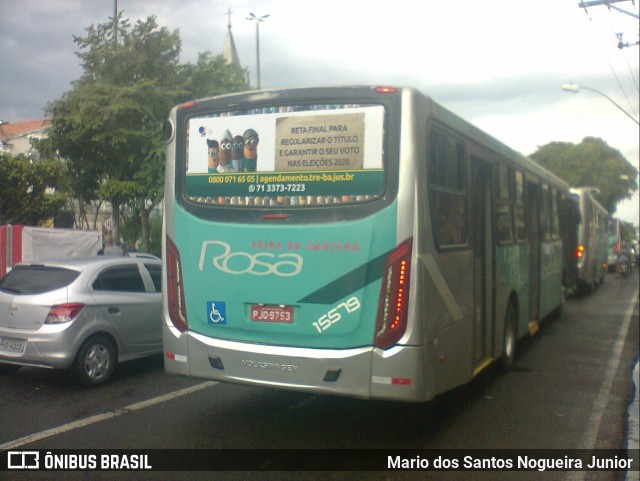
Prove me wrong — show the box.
[0,265,80,295]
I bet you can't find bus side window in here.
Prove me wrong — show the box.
[541,184,552,241]
[551,189,560,240]
[435,193,467,245]
[429,129,468,248]
[496,164,514,243]
[514,170,527,241]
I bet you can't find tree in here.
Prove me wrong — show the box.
[45,13,248,251]
[179,51,247,101]
[46,15,182,250]
[0,152,68,225]
[530,137,638,214]
[621,221,636,242]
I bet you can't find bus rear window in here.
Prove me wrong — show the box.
[183,104,386,207]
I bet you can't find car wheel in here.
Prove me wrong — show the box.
[498,302,517,372]
[74,335,116,387]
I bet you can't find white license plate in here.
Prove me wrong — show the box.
[250,305,294,323]
[0,336,26,353]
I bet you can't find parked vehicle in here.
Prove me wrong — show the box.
[1,225,102,277]
[126,252,161,261]
[0,256,162,386]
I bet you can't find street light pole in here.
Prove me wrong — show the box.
[561,83,639,126]
[246,12,269,89]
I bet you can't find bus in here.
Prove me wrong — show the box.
[608,217,621,271]
[162,86,573,402]
[570,188,609,293]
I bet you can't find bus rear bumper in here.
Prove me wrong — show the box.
[164,329,430,402]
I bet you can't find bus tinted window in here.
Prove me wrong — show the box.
[429,130,468,247]
[514,170,527,241]
[496,164,513,243]
[541,184,552,241]
[429,130,466,190]
[182,104,386,207]
[551,189,560,240]
[498,164,511,201]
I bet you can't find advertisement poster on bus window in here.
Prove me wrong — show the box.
[184,105,385,205]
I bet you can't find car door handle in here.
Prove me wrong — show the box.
[108,307,121,314]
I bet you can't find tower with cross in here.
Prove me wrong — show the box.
[222,8,241,66]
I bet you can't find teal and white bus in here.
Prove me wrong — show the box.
[162,86,573,402]
[570,187,608,293]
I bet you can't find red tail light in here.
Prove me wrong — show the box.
[374,86,398,94]
[45,303,85,324]
[574,244,585,259]
[166,235,188,332]
[374,239,412,349]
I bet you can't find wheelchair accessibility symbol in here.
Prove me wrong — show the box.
[207,301,227,325]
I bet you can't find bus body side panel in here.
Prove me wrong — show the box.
[163,324,191,377]
[538,240,564,319]
[162,107,191,378]
[417,110,476,398]
[426,249,475,396]
[370,89,434,402]
[495,243,530,338]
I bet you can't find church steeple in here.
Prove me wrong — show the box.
[222,8,241,66]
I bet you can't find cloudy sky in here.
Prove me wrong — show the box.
[1,0,638,224]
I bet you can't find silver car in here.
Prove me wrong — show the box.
[0,256,162,386]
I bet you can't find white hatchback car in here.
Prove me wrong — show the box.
[0,256,162,386]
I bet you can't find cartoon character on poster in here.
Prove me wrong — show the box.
[207,139,219,173]
[232,135,244,172]
[242,129,259,172]
[217,130,235,173]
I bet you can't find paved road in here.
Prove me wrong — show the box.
[1,272,638,481]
